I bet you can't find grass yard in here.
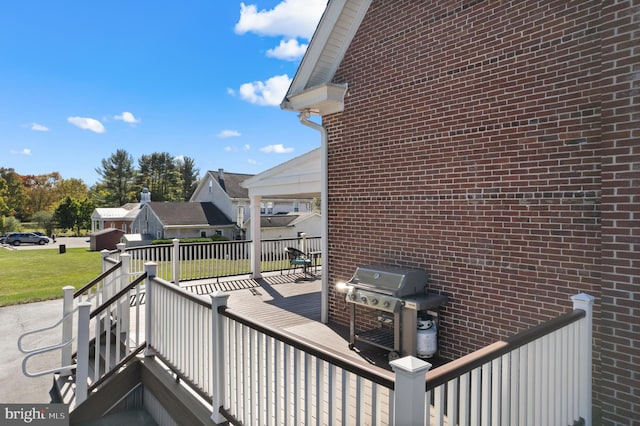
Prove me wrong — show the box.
[0,248,103,307]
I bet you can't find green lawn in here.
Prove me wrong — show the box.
[0,248,103,307]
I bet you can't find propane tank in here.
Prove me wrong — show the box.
[416,318,437,358]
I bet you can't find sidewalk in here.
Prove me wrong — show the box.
[0,299,64,403]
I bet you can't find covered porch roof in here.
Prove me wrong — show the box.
[240,148,321,199]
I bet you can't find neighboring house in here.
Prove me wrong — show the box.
[90,189,151,233]
[190,169,314,232]
[281,0,638,423]
[245,212,321,241]
[129,201,235,241]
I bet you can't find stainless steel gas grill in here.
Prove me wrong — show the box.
[340,264,447,361]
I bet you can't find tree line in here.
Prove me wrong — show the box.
[0,149,200,235]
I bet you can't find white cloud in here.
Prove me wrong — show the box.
[266,39,308,61]
[260,143,294,154]
[224,146,235,152]
[67,116,105,133]
[243,144,251,151]
[114,111,141,125]
[238,74,292,106]
[217,129,241,138]
[30,123,49,132]
[235,0,325,39]
[175,155,185,162]
[247,158,257,164]
[10,148,32,155]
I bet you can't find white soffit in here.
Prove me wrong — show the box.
[283,0,372,113]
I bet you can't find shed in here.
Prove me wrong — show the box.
[90,228,125,251]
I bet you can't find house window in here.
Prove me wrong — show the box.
[215,230,222,236]
[260,202,265,214]
[209,179,213,192]
[267,201,273,215]
[201,231,206,238]
[294,202,299,212]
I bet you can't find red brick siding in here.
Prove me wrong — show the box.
[324,0,613,417]
[599,1,640,423]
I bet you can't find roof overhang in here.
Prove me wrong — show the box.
[281,83,348,115]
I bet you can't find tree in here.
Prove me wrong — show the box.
[54,197,94,236]
[0,168,27,218]
[32,210,55,235]
[95,149,136,206]
[21,172,62,219]
[55,178,88,202]
[177,156,200,201]
[136,152,181,201]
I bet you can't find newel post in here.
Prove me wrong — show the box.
[172,238,180,285]
[571,293,595,426]
[60,286,75,376]
[144,262,157,357]
[75,301,92,405]
[100,249,110,273]
[210,291,230,424]
[390,356,432,426]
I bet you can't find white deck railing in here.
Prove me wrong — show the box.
[19,259,594,425]
[106,236,321,283]
[140,263,594,426]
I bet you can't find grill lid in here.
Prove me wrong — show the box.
[346,264,428,298]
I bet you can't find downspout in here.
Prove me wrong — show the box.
[298,110,329,324]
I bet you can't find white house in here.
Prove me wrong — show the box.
[190,169,314,239]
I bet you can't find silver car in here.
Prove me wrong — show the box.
[5,232,50,246]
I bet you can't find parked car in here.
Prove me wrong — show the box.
[5,232,50,246]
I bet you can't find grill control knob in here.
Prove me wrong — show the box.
[371,298,379,305]
[383,301,391,308]
[360,296,367,303]
[348,293,356,301]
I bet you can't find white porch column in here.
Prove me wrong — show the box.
[172,238,180,285]
[249,194,262,278]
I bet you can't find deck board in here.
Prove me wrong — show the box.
[181,272,399,373]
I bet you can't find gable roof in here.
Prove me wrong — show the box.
[241,148,321,198]
[147,202,233,227]
[210,170,253,199]
[93,206,140,220]
[281,0,372,115]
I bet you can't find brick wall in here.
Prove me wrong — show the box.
[322,0,626,420]
[599,1,640,423]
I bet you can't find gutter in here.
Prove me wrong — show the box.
[298,110,329,324]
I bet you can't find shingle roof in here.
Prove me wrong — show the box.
[147,202,233,226]
[208,170,253,199]
[260,215,299,228]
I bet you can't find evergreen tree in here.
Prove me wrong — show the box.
[177,156,200,201]
[95,149,136,206]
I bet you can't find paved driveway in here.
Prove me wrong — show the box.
[1,236,90,251]
[0,299,63,403]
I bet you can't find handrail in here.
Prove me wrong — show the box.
[21,339,75,378]
[18,307,78,353]
[218,305,395,389]
[425,308,586,390]
[152,276,210,308]
[90,272,147,320]
[74,261,122,298]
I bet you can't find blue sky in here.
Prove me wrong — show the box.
[0,0,326,186]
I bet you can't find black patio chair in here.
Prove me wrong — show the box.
[284,247,313,280]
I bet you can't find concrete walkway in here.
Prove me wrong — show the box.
[0,299,64,403]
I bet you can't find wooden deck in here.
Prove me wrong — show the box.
[180,270,399,373]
